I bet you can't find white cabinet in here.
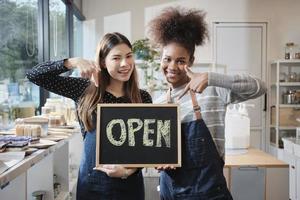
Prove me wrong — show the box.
[230,167,266,200]
[297,158,300,200]
[269,60,300,150]
[0,132,82,200]
[282,143,300,200]
[53,141,70,199]
[226,166,288,200]
[265,167,289,200]
[0,173,26,200]
[286,152,297,200]
[27,153,54,199]
[290,159,297,200]
[50,132,82,200]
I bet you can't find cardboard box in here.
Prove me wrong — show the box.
[271,106,300,126]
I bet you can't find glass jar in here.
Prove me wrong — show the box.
[297,72,300,82]
[285,42,295,59]
[295,45,300,59]
[288,72,297,82]
[279,72,287,82]
[0,101,10,130]
[283,90,297,104]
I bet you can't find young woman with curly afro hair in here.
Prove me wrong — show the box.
[148,6,266,200]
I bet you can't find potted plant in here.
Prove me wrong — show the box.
[132,38,158,62]
[132,38,165,92]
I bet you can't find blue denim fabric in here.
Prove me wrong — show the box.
[160,119,233,200]
[76,130,145,200]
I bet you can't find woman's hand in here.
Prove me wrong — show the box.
[64,57,100,87]
[155,165,176,171]
[178,65,208,99]
[98,165,137,179]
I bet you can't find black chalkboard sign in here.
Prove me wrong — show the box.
[95,104,181,168]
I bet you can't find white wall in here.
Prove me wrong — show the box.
[81,0,174,58]
[82,0,300,63]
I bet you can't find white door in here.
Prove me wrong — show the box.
[213,22,267,150]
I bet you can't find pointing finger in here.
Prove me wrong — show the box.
[184,65,194,78]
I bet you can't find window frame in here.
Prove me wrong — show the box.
[38,0,85,110]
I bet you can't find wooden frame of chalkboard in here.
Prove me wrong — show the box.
[95,103,181,168]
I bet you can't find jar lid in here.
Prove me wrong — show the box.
[32,190,46,196]
[286,42,295,46]
[288,90,296,93]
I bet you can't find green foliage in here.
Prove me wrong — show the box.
[132,38,159,62]
[0,1,38,82]
[132,38,164,90]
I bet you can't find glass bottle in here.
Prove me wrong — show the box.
[295,45,300,59]
[285,42,295,60]
[0,101,10,130]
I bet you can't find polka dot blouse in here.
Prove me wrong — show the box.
[26,59,153,134]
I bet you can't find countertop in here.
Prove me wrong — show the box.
[225,148,288,168]
[1,143,288,188]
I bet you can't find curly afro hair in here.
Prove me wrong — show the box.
[147,6,209,56]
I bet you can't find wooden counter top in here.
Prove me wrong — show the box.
[225,148,288,168]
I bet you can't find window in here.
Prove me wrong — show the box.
[49,0,68,60]
[0,0,84,130]
[0,0,39,130]
[73,15,83,57]
[49,0,67,98]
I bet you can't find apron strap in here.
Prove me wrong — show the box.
[167,87,202,120]
[167,88,172,104]
[189,90,202,120]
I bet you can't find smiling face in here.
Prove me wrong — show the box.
[161,42,193,88]
[104,43,134,84]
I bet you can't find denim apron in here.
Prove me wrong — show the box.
[159,90,233,200]
[76,129,145,200]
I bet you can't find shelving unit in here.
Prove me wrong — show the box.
[269,60,300,151]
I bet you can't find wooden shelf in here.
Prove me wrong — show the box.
[271,82,300,86]
[279,126,298,130]
[279,104,300,108]
[279,82,300,86]
[270,125,298,130]
[271,59,300,64]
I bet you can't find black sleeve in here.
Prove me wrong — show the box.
[140,89,152,103]
[26,59,90,101]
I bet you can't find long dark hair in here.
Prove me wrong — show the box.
[78,32,142,131]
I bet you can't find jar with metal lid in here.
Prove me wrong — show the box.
[282,90,297,104]
[288,72,297,82]
[32,190,46,200]
[285,42,295,59]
